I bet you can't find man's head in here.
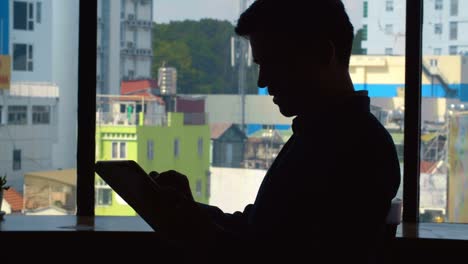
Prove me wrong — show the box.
[235,0,355,117]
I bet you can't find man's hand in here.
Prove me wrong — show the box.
[149,170,194,201]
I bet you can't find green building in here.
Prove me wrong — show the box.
[95,110,210,216]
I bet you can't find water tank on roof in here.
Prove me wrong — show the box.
[158,67,177,95]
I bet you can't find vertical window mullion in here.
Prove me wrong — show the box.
[77,0,97,217]
[404,0,423,223]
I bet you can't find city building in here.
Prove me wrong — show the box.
[210,123,247,168]
[95,95,210,216]
[361,0,468,55]
[97,0,153,95]
[4,0,79,173]
[0,83,59,192]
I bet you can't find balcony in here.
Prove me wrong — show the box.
[96,112,168,127]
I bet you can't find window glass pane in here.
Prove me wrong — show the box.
[13,1,27,30]
[93,1,403,222]
[421,0,468,223]
[1,1,79,215]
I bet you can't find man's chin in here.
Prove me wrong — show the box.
[278,107,297,117]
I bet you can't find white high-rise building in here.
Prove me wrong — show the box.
[7,0,79,172]
[97,0,153,95]
[361,0,468,55]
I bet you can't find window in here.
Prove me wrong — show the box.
[361,48,367,55]
[96,179,113,206]
[36,2,42,23]
[13,1,34,30]
[429,59,438,67]
[32,105,50,124]
[13,43,33,71]
[433,48,442,55]
[362,24,368,41]
[112,142,118,159]
[147,140,154,160]
[450,22,458,40]
[363,1,368,18]
[196,179,202,197]
[111,142,126,159]
[0,106,2,124]
[385,48,393,55]
[434,23,442,34]
[449,45,458,54]
[450,0,458,16]
[174,138,180,158]
[120,142,126,158]
[435,0,443,10]
[13,149,21,171]
[385,0,394,12]
[8,105,27,125]
[385,24,393,35]
[198,137,203,157]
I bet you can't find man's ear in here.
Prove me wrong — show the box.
[318,40,336,65]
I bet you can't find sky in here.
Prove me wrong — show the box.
[153,0,362,30]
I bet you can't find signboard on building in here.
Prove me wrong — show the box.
[0,0,9,55]
[448,114,468,222]
[0,55,10,89]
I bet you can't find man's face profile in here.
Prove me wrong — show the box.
[250,33,323,117]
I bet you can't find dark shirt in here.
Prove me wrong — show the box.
[200,92,401,263]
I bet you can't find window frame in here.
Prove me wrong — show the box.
[75,0,424,223]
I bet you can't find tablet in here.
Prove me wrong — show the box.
[95,160,164,231]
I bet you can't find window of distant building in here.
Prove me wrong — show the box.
[385,0,394,12]
[0,106,3,125]
[13,43,33,71]
[147,140,154,160]
[385,24,393,35]
[363,1,368,18]
[450,0,458,16]
[198,137,203,157]
[14,1,34,30]
[435,0,443,10]
[196,179,202,197]
[433,48,442,55]
[36,2,42,23]
[450,21,458,40]
[361,48,367,55]
[111,142,126,159]
[8,105,27,125]
[449,45,458,55]
[96,178,112,206]
[434,23,443,34]
[385,48,393,55]
[32,105,51,125]
[13,149,21,171]
[174,138,180,158]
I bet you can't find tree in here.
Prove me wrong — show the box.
[152,19,259,95]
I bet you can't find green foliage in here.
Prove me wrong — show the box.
[152,19,259,94]
[1,174,10,191]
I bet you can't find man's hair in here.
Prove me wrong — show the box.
[235,0,354,66]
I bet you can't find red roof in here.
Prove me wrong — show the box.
[210,123,233,139]
[121,79,159,95]
[3,188,24,212]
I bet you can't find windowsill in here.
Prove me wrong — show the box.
[0,215,153,232]
[396,222,468,240]
[1,215,468,242]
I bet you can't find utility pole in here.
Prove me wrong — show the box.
[233,0,252,134]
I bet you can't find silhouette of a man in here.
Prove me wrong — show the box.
[151,1,401,263]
